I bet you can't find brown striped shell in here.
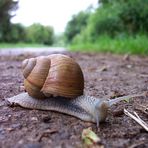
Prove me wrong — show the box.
[22,54,84,99]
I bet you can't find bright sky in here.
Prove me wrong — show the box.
[11,0,98,33]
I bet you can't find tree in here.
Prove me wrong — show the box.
[0,0,18,42]
[118,0,148,34]
[83,0,148,40]
[26,23,54,45]
[9,23,26,42]
[65,11,90,43]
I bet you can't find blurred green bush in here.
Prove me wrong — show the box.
[0,0,54,45]
[64,0,148,54]
[66,0,148,43]
[26,23,54,45]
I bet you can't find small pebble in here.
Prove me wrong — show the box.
[123,54,130,61]
[0,101,6,107]
[126,64,133,69]
[20,85,25,91]
[6,128,14,132]
[11,123,22,129]
[8,114,12,118]
[31,117,38,121]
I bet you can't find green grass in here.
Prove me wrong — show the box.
[0,42,49,48]
[70,34,148,55]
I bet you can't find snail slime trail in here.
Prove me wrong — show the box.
[6,54,145,126]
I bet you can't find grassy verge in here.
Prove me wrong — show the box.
[0,42,48,49]
[70,34,148,55]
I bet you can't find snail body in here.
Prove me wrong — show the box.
[7,93,109,124]
[6,54,144,126]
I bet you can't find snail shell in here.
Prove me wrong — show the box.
[22,54,84,99]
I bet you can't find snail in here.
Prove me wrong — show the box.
[6,54,144,126]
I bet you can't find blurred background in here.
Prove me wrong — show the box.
[0,0,148,55]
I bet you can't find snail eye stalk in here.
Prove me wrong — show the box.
[96,113,99,127]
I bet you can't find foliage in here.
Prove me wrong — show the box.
[0,0,18,42]
[53,33,66,47]
[65,0,148,55]
[0,1,54,45]
[9,23,26,42]
[85,0,148,40]
[65,11,90,43]
[65,0,148,43]
[118,0,148,34]
[70,34,148,55]
[26,23,54,45]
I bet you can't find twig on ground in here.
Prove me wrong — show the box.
[124,109,148,132]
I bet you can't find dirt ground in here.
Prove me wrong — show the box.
[0,52,148,148]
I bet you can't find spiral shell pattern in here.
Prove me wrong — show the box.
[22,54,84,99]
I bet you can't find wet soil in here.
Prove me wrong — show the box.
[0,52,148,148]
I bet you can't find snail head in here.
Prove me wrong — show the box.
[94,100,109,127]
